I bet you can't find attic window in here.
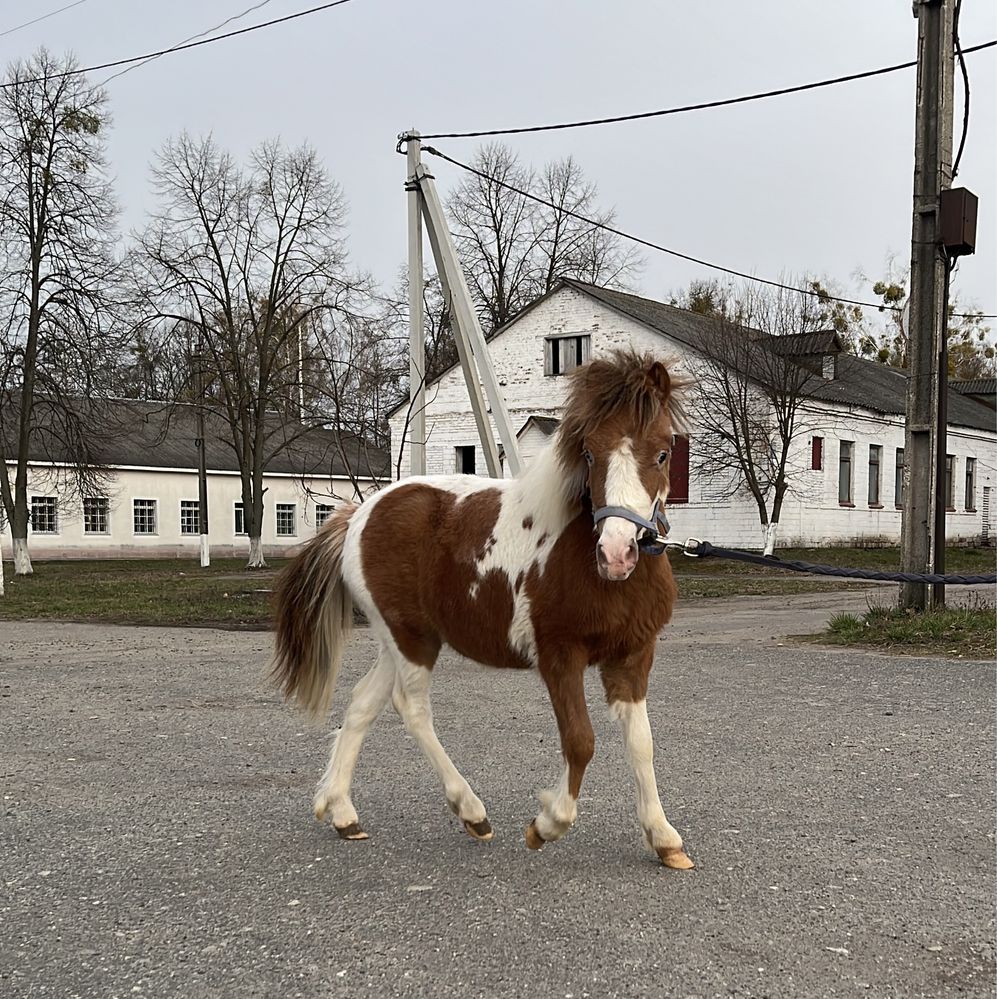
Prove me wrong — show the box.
[822,355,837,379]
[545,334,591,376]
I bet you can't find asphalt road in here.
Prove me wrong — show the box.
[1,592,994,999]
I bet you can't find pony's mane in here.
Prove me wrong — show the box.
[554,349,694,495]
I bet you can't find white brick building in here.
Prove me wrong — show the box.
[389,280,996,548]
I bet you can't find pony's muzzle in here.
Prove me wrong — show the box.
[596,537,639,581]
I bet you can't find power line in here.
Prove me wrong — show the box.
[102,0,277,86]
[418,144,996,320]
[0,0,357,89]
[418,39,996,140]
[0,0,90,39]
[951,0,971,178]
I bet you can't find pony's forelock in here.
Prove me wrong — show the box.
[555,350,694,493]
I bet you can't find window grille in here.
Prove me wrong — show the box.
[276,503,296,537]
[83,497,109,534]
[133,499,157,535]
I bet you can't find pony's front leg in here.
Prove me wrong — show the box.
[526,656,594,850]
[601,654,694,870]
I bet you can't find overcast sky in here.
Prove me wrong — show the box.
[4,0,995,318]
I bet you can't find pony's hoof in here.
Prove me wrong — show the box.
[464,818,494,841]
[335,821,369,841]
[525,822,546,850]
[657,846,694,869]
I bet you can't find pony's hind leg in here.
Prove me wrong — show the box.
[600,653,694,870]
[314,649,395,839]
[391,656,492,840]
[526,653,594,850]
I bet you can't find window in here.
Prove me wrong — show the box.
[133,499,157,535]
[895,448,905,508]
[965,457,976,510]
[945,454,955,509]
[544,334,591,376]
[315,503,334,528]
[83,497,109,534]
[868,445,882,506]
[30,496,58,534]
[276,503,296,537]
[811,437,824,471]
[234,502,246,535]
[669,435,689,504]
[180,500,201,535]
[455,445,476,475]
[838,441,853,504]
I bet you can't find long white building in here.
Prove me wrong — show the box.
[3,400,385,560]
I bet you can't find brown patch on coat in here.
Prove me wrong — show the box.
[360,484,531,670]
[522,516,534,530]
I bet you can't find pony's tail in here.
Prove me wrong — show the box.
[270,503,358,721]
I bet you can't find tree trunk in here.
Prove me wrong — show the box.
[247,536,266,569]
[762,522,779,556]
[13,536,32,575]
[0,536,5,597]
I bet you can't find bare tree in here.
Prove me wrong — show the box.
[448,143,642,331]
[134,134,356,568]
[0,49,121,575]
[686,282,827,554]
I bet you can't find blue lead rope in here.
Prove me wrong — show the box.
[591,500,671,555]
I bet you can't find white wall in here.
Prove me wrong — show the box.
[389,286,997,548]
[6,463,377,559]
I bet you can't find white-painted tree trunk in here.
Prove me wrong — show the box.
[12,537,32,575]
[762,522,779,556]
[247,536,266,569]
[199,534,210,568]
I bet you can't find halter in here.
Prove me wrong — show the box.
[591,499,671,555]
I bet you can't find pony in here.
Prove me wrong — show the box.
[271,349,695,869]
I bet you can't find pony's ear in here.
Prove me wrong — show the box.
[645,361,671,401]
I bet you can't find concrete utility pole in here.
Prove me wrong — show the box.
[401,133,522,479]
[900,0,954,611]
[195,351,211,568]
[406,130,427,476]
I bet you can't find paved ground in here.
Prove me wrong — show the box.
[1,589,994,999]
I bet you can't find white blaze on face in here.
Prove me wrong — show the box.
[599,438,653,578]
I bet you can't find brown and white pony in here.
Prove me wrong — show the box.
[272,349,695,869]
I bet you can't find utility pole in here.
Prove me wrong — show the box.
[194,349,211,568]
[900,0,954,611]
[406,130,427,476]
[400,132,522,479]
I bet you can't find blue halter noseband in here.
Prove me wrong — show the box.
[591,499,671,555]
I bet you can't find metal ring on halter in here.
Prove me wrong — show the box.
[591,499,671,555]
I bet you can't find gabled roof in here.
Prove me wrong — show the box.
[559,279,729,354]
[559,280,993,433]
[517,415,560,438]
[7,398,390,479]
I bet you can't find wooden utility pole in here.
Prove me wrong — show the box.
[900,0,954,610]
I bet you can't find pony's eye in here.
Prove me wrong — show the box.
[582,449,594,466]
[657,450,670,465]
